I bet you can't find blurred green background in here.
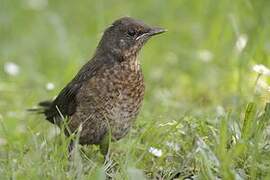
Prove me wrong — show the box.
[1,0,270,179]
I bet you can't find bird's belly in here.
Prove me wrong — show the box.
[105,91,143,140]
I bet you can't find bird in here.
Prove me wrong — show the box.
[32,17,166,156]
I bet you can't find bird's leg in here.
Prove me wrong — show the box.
[100,129,112,161]
[68,140,74,159]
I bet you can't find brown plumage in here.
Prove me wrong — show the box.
[34,17,166,154]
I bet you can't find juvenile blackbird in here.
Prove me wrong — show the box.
[34,17,166,154]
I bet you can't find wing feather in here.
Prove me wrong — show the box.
[41,57,105,124]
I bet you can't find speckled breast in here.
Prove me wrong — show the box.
[103,59,145,140]
[73,58,145,144]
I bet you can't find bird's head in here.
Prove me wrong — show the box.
[97,17,166,60]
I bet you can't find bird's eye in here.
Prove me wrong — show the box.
[127,29,136,37]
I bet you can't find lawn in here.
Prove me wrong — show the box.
[1,0,270,179]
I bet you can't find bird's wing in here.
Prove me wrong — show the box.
[42,82,80,124]
[41,57,105,124]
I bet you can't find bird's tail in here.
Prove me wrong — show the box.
[27,100,52,114]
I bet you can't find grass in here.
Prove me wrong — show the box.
[1,0,270,179]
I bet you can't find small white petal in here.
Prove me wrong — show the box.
[46,82,55,90]
[252,64,270,76]
[148,147,162,157]
[197,49,213,62]
[235,34,248,53]
[4,62,20,76]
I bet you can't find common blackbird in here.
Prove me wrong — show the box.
[34,17,166,155]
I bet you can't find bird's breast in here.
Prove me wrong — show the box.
[100,59,145,139]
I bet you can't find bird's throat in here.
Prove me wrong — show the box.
[121,55,140,72]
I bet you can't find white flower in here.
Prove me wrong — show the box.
[235,34,248,53]
[252,64,270,76]
[148,147,162,157]
[197,49,213,62]
[4,62,20,76]
[46,82,55,90]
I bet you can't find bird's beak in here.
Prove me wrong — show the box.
[136,27,167,41]
[148,27,167,37]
